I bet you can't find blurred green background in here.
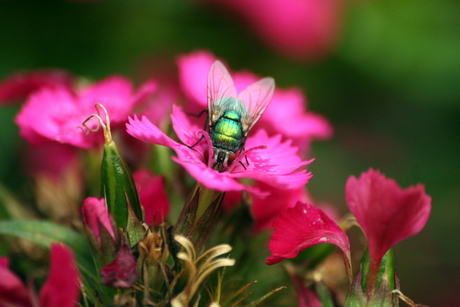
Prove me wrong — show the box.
[1,0,459,305]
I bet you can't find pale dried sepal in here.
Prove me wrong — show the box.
[171,235,235,307]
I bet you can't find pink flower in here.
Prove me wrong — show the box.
[100,244,137,289]
[133,169,170,226]
[177,51,332,154]
[0,69,73,105]
[81,197,116,246]
[22,141,80,180]
[293,274,321,307]
[0,258,31,307]
[15,76,157,148]
[251,184,311,233]
[177,51,215,112]
[266,202,350,270]
[345,169,431,292]
[0,244,80,307]
[204,0,346,61]
[139,85,177,129]
[224,183,340,236]
[127,105,311,196]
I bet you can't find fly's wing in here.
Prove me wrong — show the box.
[237,77,275,135]
[207,61,238,126]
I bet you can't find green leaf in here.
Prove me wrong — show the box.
[0,220,94,274]
[315,280,335,307]
[0,220,118,305]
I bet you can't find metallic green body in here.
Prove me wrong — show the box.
[209,110,245,171]
[210,110,244,152]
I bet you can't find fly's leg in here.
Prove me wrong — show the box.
[186,109,209,131]
[244,155,250,167]
[187,135,204,149]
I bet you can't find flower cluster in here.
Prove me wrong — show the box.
[0,51,431,307]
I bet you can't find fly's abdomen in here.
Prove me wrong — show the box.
[211,110,243,152]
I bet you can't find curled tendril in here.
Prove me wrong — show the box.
[78,103,113,144]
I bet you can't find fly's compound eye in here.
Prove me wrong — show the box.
[228,152,237,166]
[203,148,209,162]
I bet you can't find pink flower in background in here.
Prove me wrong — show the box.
[22,141,80,180]
[177,51,215,112]
[0,244,80,307]
[127,106,312,196]
[133,169,170,226]
[266,202,350,269]
[139,85,177,129]
[177,51,332,154]
[205,0,346,61]
[345,169,431,292]
[0,258,32,307]
[15,76,157,148]
[292,273,321,307]
[251,184,311,233]
[0,69,73,105]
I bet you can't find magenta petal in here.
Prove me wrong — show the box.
[239,130,313,189]
[170,105,204,147]
[100,244,137,289]
[133,169,170,226]
[0,257,32,307]
[172,153,267,196]
[126,115,181,149]
[177,51,216,108]
[131,78,159,107]
[15,75,152,148]
[81,197,115,245]
[15,87,98,148]
[39,244,80,307]
[79,76,134,124]
[345,169,431,282]
[266,202,350,266]
[252,184,310,233]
